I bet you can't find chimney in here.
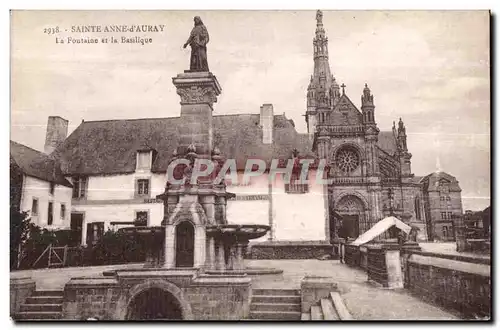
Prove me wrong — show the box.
[44,116,68,154]
[260,104,274,144]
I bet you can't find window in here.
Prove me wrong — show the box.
[285,172,309,194]
[447,212,453,219]
[414,197,421,220]
[446,196,451,201]
[86,222,104,246]
[31,198,38,216]
[136,179,150,197]
[441,212,446,220]
[135,211,148,226]
[440,196,445,201]
[48,202,53,225]
[49,182,55,195]
[442,226,448,237]
[137,151,152,170]
[61,204,66,220]
[72,177,88,198]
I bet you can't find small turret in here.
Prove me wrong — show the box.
[361,83,375,124]
[397,118,408,152]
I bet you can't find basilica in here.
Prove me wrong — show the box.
[306,10,463,242]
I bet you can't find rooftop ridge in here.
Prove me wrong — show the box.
[10,140,45,155]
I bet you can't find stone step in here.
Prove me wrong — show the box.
[330,292,354,320]
[252,288,300,296]
[26,296,63,305]
[252,295,301,304]
[20,303,62,312]
[301,312,311,320]
[32,290,64,297]
[250,302,301,312]
[249,311,302,320]
[311,305,323,320]
[15,311,62,320]
[320,298,339,320]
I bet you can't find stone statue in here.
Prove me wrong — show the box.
[183,16,210,72]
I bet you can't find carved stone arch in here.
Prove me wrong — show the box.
[124,279,193,320]
[167,201,207,227]
[333,191,369,211]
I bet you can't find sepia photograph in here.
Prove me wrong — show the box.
[9,9,490,321]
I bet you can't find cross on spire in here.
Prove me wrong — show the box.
[341,83,346,95]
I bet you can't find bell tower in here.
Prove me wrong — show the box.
[305,10,339,135]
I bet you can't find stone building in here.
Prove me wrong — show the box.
[304,10,463,242]
[10,139,73,230]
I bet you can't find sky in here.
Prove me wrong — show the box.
[10,10,490,211]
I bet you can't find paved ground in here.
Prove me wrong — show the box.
[11,260,460,320]
[247,259,460,320]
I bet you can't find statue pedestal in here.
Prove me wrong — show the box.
[172,71,221,158]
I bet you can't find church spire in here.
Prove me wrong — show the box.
[306,10,339,135]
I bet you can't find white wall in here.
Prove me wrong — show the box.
[20,175,72,229]
[71,169,328,245]
[272,172,327,241]
[226,172,327,242]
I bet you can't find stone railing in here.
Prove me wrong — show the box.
[331,177,365,185]
[404,252,491,319]
[317,125,364,136]
[381,177,401,185]
[343,243,491,318]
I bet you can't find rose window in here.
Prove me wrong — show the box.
[336,148,359,173]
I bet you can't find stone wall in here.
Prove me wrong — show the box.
[247,242,333,259]
[405,254,490,319]
[10,277,36,317]
[62,269,251,320]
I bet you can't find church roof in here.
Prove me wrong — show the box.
[377,131,398,155]
[420,171,462,192]
[10,140,72,187]
[53,114,315,175]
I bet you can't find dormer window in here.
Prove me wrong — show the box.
[137,150,152,171]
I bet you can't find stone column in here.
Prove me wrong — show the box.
[172,72,222,159]
[164,224,176,269]
[233,242,246,271]
[194,225,206,268]
[205,236,216,270]
[215,241,226,271]
[227,245,236,270]
[200,195,216,225]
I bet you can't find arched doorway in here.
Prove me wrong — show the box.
[335,195,366,239]
[127,288,183,320]
[175,221,194,267]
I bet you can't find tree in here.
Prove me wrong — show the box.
[10,205,37,269]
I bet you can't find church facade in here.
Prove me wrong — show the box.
[304,10,463,242]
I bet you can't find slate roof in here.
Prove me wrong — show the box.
[10,140,72,187]
[377,131,398,156]
[420,171,462,192]
[54,114,315,175]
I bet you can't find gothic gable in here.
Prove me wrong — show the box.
[330,94,363,125]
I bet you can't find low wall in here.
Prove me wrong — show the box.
[300,276,338,313]
[247,241,333,259]
[10,277,36,316]
[405,254,491,319]
[62,269,251,320]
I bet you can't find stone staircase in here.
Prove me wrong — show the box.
[249,289,302,320]
[15,290,64,321]
[301,292,354,321]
